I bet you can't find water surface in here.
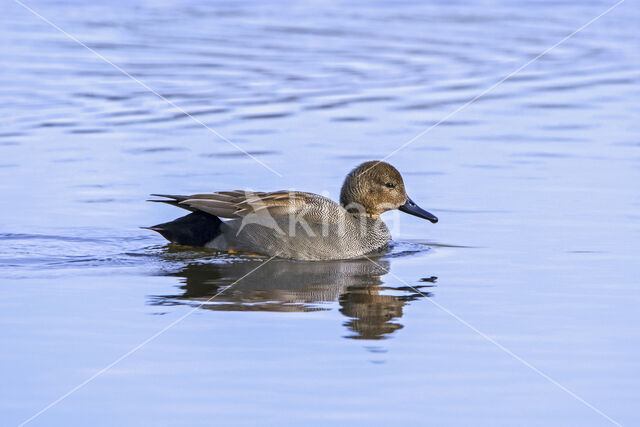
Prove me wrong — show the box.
[1,0,639,425]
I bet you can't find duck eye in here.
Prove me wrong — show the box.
[385,182,395,188]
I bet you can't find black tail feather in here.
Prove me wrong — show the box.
[145,211,222,246]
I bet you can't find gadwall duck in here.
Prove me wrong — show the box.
[146,161,438,260]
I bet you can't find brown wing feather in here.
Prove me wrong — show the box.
[152,191,342,222]
[174,190,310,219]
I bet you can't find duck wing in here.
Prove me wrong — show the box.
[150,191,345,223]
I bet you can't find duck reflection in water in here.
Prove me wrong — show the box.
[152,252,435,340]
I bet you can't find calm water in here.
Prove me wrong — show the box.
[2,0,640,425]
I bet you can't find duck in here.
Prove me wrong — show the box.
[146,160,438,261]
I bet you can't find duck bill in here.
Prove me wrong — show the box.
[399,197,438,223]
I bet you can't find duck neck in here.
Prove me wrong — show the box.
[357,214,391,250]
[350,211,381,219]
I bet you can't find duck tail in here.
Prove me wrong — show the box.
[143,211,222,246]
[147,194,195,211]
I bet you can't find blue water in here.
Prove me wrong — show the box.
[1,0,639,425]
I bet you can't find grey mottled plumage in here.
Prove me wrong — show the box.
[147,161,438,260]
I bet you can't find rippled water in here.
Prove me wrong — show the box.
[2,0,639,425]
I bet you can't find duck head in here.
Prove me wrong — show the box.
[340,160,438,223]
